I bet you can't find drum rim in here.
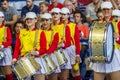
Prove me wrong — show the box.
[105,22,114,63]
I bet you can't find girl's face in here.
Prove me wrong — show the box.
[26,18,37,27]
[61,13,69,21]
[42,18,51,29]
[52,13,61,21]
[0,16,4,24]
[74,13,82,24]
[112,16,120,21]
[15,23,24,33]
[115,0,120,5]
[102,8,112,18]
[97,12,104,20]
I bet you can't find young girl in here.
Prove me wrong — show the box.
[61,7,81,80]
[50,8,71,80]
[90,2,120,80]
[0,11,13,80]
[41,13,60,80]
[12,12,46,80]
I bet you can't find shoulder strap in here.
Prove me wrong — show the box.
[33,29,39,50]
[4,27,7,42]
[49,29,54,46]
[62,23,66,43]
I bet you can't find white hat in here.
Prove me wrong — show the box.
[50,8,61,13]
[41,13,52,19]
[25,12,37,19]
[61,7,70,14]
[112,9,120,16]
[101,2,113,9]
[0,11,4,17]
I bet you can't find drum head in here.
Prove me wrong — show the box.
[105,23,114,63]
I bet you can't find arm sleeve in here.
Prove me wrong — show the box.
[13,33,21,60]
[38,31,46,55]
[64,26,71,48]
[46,33,59,54]
[74,26,81,55]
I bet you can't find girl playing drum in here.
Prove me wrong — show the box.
[41,13,60,80]
[90,2,120,80]
[50,8,71,80]
[0,11,13,80]
[12,12,46,80]
[60,7,82,80]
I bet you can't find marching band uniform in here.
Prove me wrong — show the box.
[12,12,46,80]
[50,8,71,80]
[51,8,71,69]
[89,2,120,80]
[67,19,81,80]
[61,8,81,80]
[41,13,60,80]
[66,21,80,65]
[0,11,13,80]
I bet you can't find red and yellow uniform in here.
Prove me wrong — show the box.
[66,21,82,80]
[0,24,13,80]
[112,21,120,49]
[51,22,71,48]
[42,28,61,75]
[0,24,12,48]
[51,21,72,70]
[13,27,46,59]
[67,21,80,55]
[42,28,59,54]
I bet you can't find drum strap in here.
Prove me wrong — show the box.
[50,29,54,46]
[112,21,118,35]
[4,27,6,42]
[33,29,39,50]
[62,23,66,43]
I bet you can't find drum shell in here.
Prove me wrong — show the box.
[42,55,57,75]
[12,56,40,79]
[54,50,68,66]
[89,21,114,63]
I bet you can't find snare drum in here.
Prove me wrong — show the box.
[0,51,4,60]
[42,55,57,75]
[89,21,114,63]
[54,50,68,66]
[12,56,40,79]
